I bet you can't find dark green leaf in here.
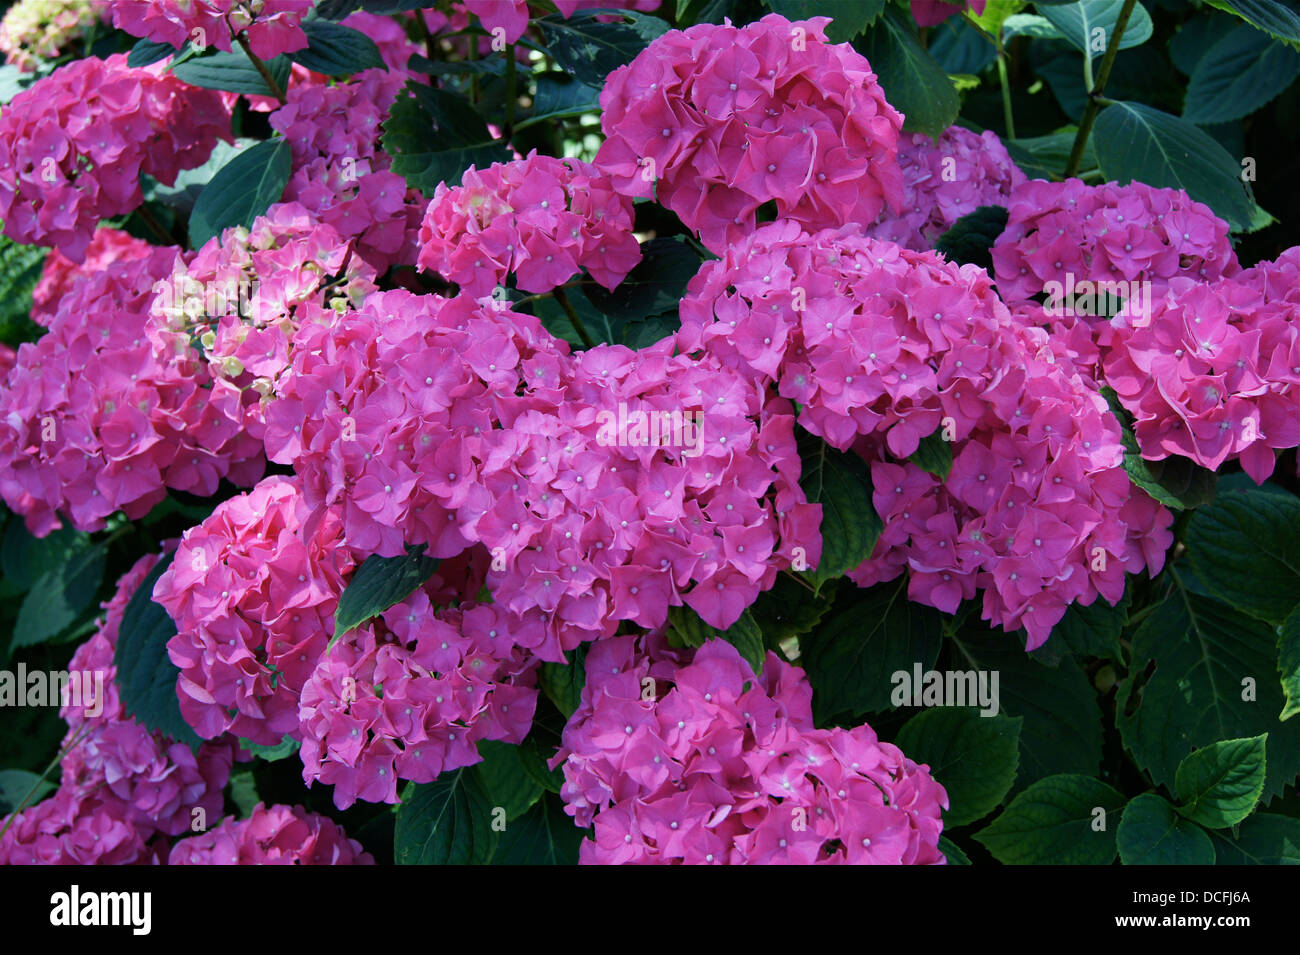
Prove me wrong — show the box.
[332,545,440,647]
[113,553,202,749]
[1174,735,1267,829]
[538,645,587,719]
[383,82,512,196]
[583,237,702,327]
[12,544,105,650]
[291,19,386,75]
[908,430,954,481]
[1184,24,1300,123]
[492,794,585,865]
[1038,0,1154,58]
[522,72,602,127]
[172,48,292,97]
[938,835,971,864]
[1117,793,1216,864]
[667,607,766,674]
[0,769,55,814]
[394,771,498,865]
[238,734,300,762]
[1100,386,1218,510]
[188,138,291,250]
[1206,0,1300,49]
[748,574,840,647]
[534,11,671,88]
[764,0,886,42]
[795,429,883,594]
[895,707,1022,827]
[856,7,960,141]
[1205,813,1300,863]
[2,521,85,592]
[975,774,1126,864]
[407,54,507,77]
[1093,100,1255,231]
[1044,588,1130,663]
[1280,606,1300,721]
[934,205,1009,271]
[0,235,48,345]
[473,740,545,822]
[128,38,178,68]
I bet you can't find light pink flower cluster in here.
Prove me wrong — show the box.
[595,14,903,252]
[108,0,312,60]
[463,0,661,45]
[269,72,426,271]
[299,587,540,809]
[148,202,377,445]
[991,178,1239,307]
[1103,247,1300,483]
[0,0,102,71]
[556,634,948,864]
[0,53,230,262]
[417,152,642,296]
[866,126,1025,252]
[1,553,237,865]
[168,803,373,864]
[154,475,356,746]
[31,227,156,326]
[677,220,1172,645]
[59,552,237,837]
[0,234,264,536]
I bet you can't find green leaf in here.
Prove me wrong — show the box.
[1184,24,1300,124]
[188,138,291,250]
[1117,793,1216,865]
[227,768,260,818]
[1005,131,1097,180]
[538,645,587,720]
[113,553,202,749]
[1206,0,1300,50]
[12,543,106,650]
[667,607,765,674]
[1205,813,1300,863]
[394,771,498,865]
[895,708,1022,827]
[1092,100,1255,232]
[1,522,86,593]
[1115,579,1300,803]
[473,740,544,822]
[382,82,512,197]
[128,38,178,68]
[332,545,440,647]
[238,734,300,762]
[949,629,1103,792]
[938,835,971,865]
[764,0,886,42]
[407,54,507,77]
[520,72,602,128]
[171,48,292,97]
[748,574,839,647]
[1100,386,1217,510]
[1174,735,1267,829]
[795,429,883,594]
[908,430,954,481]
[799,579,944,722]
[584,237,703,327]
[0,235,46,344]
[929,14,997,74]
[934,205,1009,271]
[1038,0,1154,59]
[975,774,1126,864]
[1001,13,1064,41]
[856,7,960,142]
[1043,590,1129,663]
[0,768,54,814]
[144,138,259,216]
[534,10,672,88]
[1185,488,1300,626]
[290,19,385,75]
[1280,606,1300,721]
[492,794,585,865]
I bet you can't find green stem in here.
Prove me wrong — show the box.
[552,287,595,349]
[0,723,91,843]
[235,34,286,104]
[414,7,435,59]
[997,52,1016,141]
[1064,0,1138,179]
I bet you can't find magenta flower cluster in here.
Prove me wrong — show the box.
[0,52,230,261]
[595,13,904,252]
[556,633,947,864]
[168,803,373,865]
[107,0,313,61]
[417,152,642,296]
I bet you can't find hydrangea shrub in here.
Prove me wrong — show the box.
[1,0,1299,868]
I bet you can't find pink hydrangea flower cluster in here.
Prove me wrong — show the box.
[0,232,264,536]
[154,475,356,746]
[1,553,237,865]
[299,588,541,809]
[595,13,904,252]
[59,552,238,837]
[991,178,1239,308]
[677,220,1173,645]
[148,202,377,445]
[910,0,986,28]
[0,0,102,71]
[1102,247,1300,483]
[31,227,157,326]
[865,126,1025,252]
[463,0,661,46]
[168,803,373,864]
[556,634,948,864]
[269,72,426,271]
[108,0,312,60]
[417,151,642,296]
[0,53,230,262]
